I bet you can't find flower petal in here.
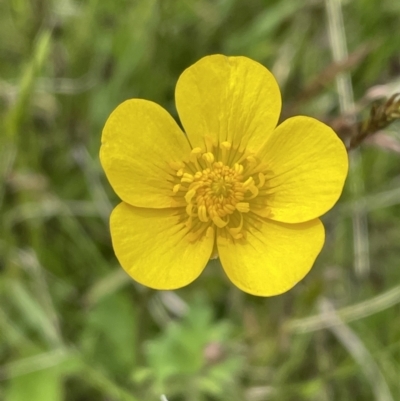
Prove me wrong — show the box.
[218,217,325,296]
[100,99,191,208]
[110,202,215,289]
[175,55,281,151]
[257,116,348,223]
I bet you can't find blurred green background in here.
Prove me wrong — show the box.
[1,0,400,400]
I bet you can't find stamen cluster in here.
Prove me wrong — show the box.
[170,139,271,241]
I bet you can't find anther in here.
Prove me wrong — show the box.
[229,213,243,235]
[220,141,232,165]
[236,202,250,213]
[190,147,202,158]
[198,205,209,222]
[234,163,244,174]
[185,188,196,203]
[169,161,184,170]
[234,192,245,201]
[220,141,231,150]
[212,215,229,228]
[202,152,214,165]
[223,204,236,213]
[189,148,203,170]
[246,155,257,164]
[181,173,194,183]
[257,172,266,188]
[246,184,259,199]
[204,135,216,153]
[243,177,254,188]
[186,203,194,216]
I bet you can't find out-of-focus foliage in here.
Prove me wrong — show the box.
[1,0,400,400]
[133,297,243,400]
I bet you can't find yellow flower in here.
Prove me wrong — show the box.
[100,55,348,296]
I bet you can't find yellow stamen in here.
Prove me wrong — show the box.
[190,147,202,159]
[223,204,236,213]
[181,173,194,183]
[246,155,257,164]
[229,213,243,236]
[257,172,266,188]
[185,188,196,203]
[169,161,184,170]
[204,135,216,153]
[186,203,194,216]
[198,205,209,222]
[171,143,269,242]
[220,141,230,161]
[202,152,215,165]
[246,184,259,199]
[190,148,203,170]
[236,202,250,213]
[212,215,229,228]
[234,163,244,174]
[243,177,254,189]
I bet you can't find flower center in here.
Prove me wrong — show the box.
[170,139,271,242]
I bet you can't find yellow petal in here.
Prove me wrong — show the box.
[218,217,325,296]
[110,202,215,289]
[257,116,348,223]
[175,55,281,151]
[100,99,191,208]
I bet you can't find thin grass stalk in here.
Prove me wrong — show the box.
[325,0,370,278]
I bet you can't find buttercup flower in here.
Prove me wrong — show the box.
[100,55,348,296]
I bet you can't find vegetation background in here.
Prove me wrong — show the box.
[1,0,400,400]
